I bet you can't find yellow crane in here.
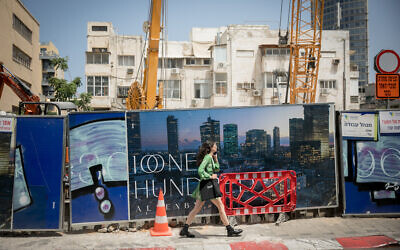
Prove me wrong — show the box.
[288,0,324,104]
[126,0,163,110]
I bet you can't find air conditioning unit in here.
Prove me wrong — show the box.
[122,99,126,104]
[320,89,329,95]
[217,62,225,68]
[252,89,262,97]
[127,68,134,74]
[171,68,180,74]
[332,58,340,65]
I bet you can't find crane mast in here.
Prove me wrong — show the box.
[289,0,324,104]
[126,0,163,110]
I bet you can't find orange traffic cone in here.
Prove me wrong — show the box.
[150,189,172,236]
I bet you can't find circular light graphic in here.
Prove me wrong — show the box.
[95,187,105,200]
[100,200,112,214]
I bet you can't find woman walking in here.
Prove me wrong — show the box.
[180,141,243,238]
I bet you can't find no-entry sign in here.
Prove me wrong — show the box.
[376,73,400,99]
[374,50,400,74]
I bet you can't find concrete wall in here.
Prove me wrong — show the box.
[0,0,41,113]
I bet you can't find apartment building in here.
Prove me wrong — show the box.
[85,22,142,110]
[40,41,64,99]
[0,0,41,113]
[86,22,359,111]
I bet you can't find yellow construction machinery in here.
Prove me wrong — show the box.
[126,0,163,110]
[288,0,324,104]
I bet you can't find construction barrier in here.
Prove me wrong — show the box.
[219,171,297,216]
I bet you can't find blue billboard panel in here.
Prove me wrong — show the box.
[128,104,337,220]
[344,134,400,214]
[69,113,129,224]
[0,131,14,230]
[356,136,400,184]
[13,117,64,230]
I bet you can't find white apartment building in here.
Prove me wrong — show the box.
[86,22,359,110]
[85,22,142,110]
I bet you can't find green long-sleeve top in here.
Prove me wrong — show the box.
[197,154,220,180]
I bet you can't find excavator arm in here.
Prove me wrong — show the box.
[0,62,41,114]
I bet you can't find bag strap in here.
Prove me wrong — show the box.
[210,155,215,173]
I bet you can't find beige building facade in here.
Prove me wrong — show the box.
[40,41,64,99]
[0,0,41,113]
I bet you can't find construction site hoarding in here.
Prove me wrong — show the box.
[0,117,15,230]
[69,112,129,224]
[127,104,338,220]
[12,117,65,230]
[341,111,400,215]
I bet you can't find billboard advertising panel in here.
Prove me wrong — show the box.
[344,135,400,214]
[127,104,337,220]
[69,113,129,224]
[13,117,64,230]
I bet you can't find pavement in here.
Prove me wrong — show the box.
[1,217,400,249]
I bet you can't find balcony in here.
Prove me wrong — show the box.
[40,51,59,60]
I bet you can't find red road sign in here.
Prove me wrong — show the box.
[374,50,400,74]
[376,73,400,99]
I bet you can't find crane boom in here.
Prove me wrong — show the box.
[289,0,324,104]
[126,0,163,110]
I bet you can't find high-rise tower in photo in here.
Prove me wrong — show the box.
[200,116,221,149]
[223,124,238,157]
[303,105,330,158]
[273,127,280,152]
[167,115,179,157]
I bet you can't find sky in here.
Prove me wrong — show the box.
[20,0,400,92]
[136,104,337,150]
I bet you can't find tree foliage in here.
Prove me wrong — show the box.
[50,56,69,71]
[48,56,92,111]
[73,93,93,111]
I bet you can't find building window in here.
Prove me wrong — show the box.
[215,73,227,95]
[350,96,359,103]
[264,48,290,56]
[92,26,107,32]
[12,45,31,69]
[237,50,254,57]
[158,58,183,68]
[162,80,181,99]
[87,76,109,96]
[118,55,135,66]
[237,82,255,90]
[86,53,109,64]
[216,82,227,95]
[264,72,276,88]
[203,59,211,65]
[185,58,195,65]
[117,86,130,98]
[320,80,336,89]
[13,14,32,43]
[194,80,210,99]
